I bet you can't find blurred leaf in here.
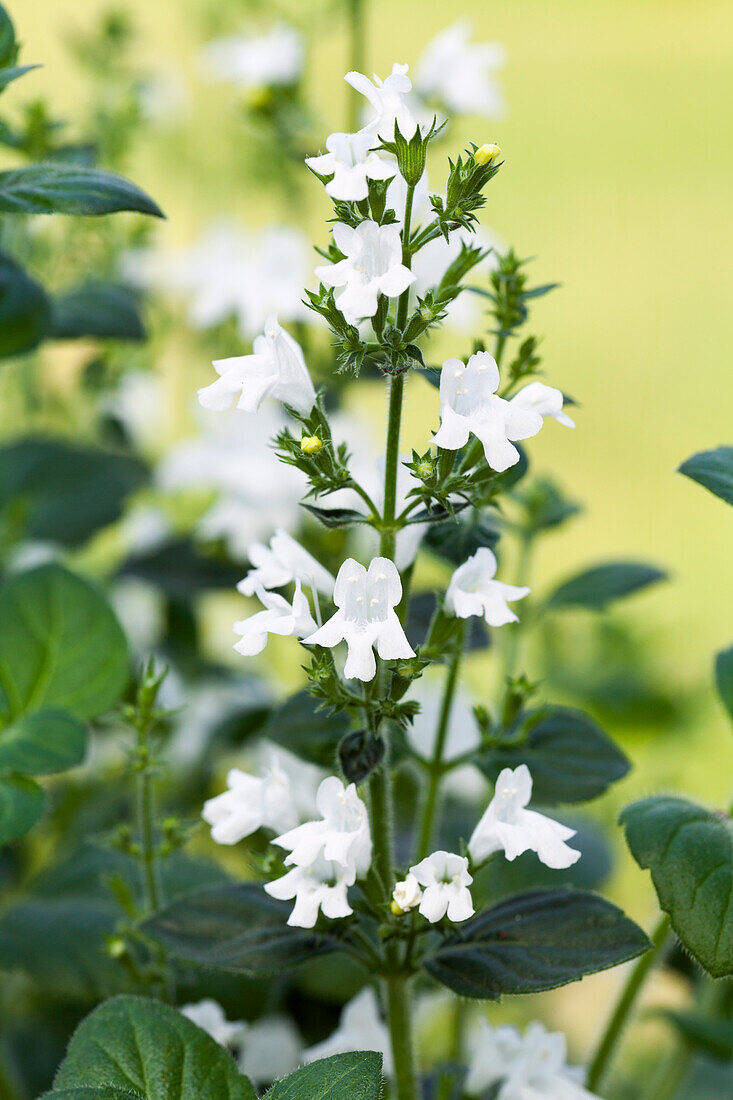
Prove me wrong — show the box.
[547,561,667,610]
[0,774,43,844]
[0,63,40,90]
[43,1090,139,1099]
[478,707,630,804]
[264,1053,383,1100]
[339,728,385,783]
[715,644,733,724]
[260,690,349,766]
[0,564,129,721]
[302,505,370,529]
[514,477,581,533]
[621,796,733,977]
[144,882,340,973]
[0,165,163,217]
[655,1008,733,1061]
[679,446,733,506]
[50,996,256,1100]
[422,888,650,998]
[51,282,145,341]
[0,251,52,356]
[0,3,17,69]
[118,537,242,599]
[424,514,500,566]
[0,708,86,775]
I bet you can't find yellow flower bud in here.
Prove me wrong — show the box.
[245,86,272,111]
[301,434,323,454]
[474,143,501,166]
[390,899,406,917]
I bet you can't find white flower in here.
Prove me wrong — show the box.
[510,381,576,428]
[273,776,372,877]
[306,131,393,201]
[202,756,297,844]
[238,529,335,598]
[264,852,355,927]
[305,557,414,682]
[446,547,530,627]
[345,62,418,140]
[304,988,393,1076]
[410,850,474,923]
[180,1000,245,1048]
[238,1016,304,1088]
[198,314,315,417]
[465,1019,597,1099]
[314,221,415,324]
[201,24,303,89]
[468,764,581,869]
[416,21,505,118]
[432,351,544,471]
[392,873,423,913]
[233,581,317,657]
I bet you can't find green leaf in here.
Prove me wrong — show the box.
[0,563,129,721]
[264,1053,383,1100]
[260,690,350,766]
[621,796,733,977]
[422,888,650,999]
[547,561,667,610]
[655,1008,733,1061]
[0,63,40,91]
[0,774,44,844]
[678,446,733,506]
[43,1090,140,1100]
[715,644,733,723]
[50,282,145,341]
[0,165,163,217]
[0,708,86,775]
[52,995,255,1100]
[301,505,370,529]
[423,514,500,566]
[119,537,242,599]
[0,251,52,356]
[144,882,339,973]
[478,707,630,804]
[0,3,17,69]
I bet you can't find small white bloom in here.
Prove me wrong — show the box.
[202,756,297,844]
[345,62,418,140]
[304,988,393,1076]
[314,221,415,324]
[510,381,576,428]
[201,24,303,89]
[274,776,373,877]
[465,1019,597,1099]
[392,873,423,913]
[432,351,544,471]
[468,764,581,869]
[198,314,315,417]
[305,557,414,682]
[416,21,505,119]
[410,850,474,923]
[238,529,335,598]
[238,1016,304,1088]
[180,999,245,1048]
[233,580,317,657]
[446,547,530,627]
[264,852,355,927]
[306,131,393,202]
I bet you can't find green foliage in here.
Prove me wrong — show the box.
[0,164,163,216]
[50,281,145,340]
[0,708,86,774]
[118,537,242,599]
[423,514,500,565]
[655,1009,733,1061]
[0,773,43,843]
[264,1052,384,1100]
[259,689,350,766]
[547,561,667,610]
[678,445,733,506]
[422,888,650,998]
[0,1,18,70]
[715,644,733,723]
[0,250,51,356]
[621,795,733,977]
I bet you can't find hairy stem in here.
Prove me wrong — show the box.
[385,970,419,1100]
[136,726,162,916]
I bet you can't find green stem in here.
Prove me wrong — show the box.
[380,373,405,562]
[346,0,365,132]
[136,728,162,916]
[368,758,395,896]
[384,971,419,1100]
[586,914,671,1092]
[500,531,534,687]
[0,1054,20,1100]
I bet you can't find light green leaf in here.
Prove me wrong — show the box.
[547,561,667,610]
[678,446,733,506]
[264,1053,383,1100]
[0,708,86,775]
[0,774,44,844]
[0,165,163,217]
[715,645,733,724]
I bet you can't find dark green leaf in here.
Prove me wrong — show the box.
[0,63,40,90]
[264,1053,383,1100]
[260,690,349,766]
[302,505,370,529]
[144,882,339,973]
[52,996,255,1100]
[547,561,667,610]
[678,446,733,506]
[42,1090,140,1100]
[0,774,43,844]
[0,3,17,69]
[422,888,649,998]
[479,707,630,804]
[655,1009,733,1061]
[51,282,145,341]
[424,515,500,566]
[0,563,129,721]
[0,251,51,356]
[621,796,733,977]
[339,728,385,783]
[715,644,733,723]
[118,538,242,599]
[0,165,163,217]
[0,708,86,775]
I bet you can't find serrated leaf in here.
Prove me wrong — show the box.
[42,1090,139,1100]
[264,1052,383,1100]
[260,690,349,766]
[144,882,339,973]
[621,796,733,977]
[0,708,86,775]
[0,165,163,217]
[478,707,630,804]
[51,282,145,340]
[0,251,51,356]
[715,645,733,724]
[547,561,667,610]
[52,996,255,1100]
[422,888,649,998]
[678,446,733,506]
[0,774,44,844]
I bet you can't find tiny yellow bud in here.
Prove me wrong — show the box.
[390,899,406,917]
[245,86,272,111]
[106,936,127,959]
[474,143,501,166]
[301,435,323,454]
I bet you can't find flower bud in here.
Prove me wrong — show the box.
[474,143,501,166]
[301,434,323,454]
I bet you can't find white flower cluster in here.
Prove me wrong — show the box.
[465,1019,598,1099]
